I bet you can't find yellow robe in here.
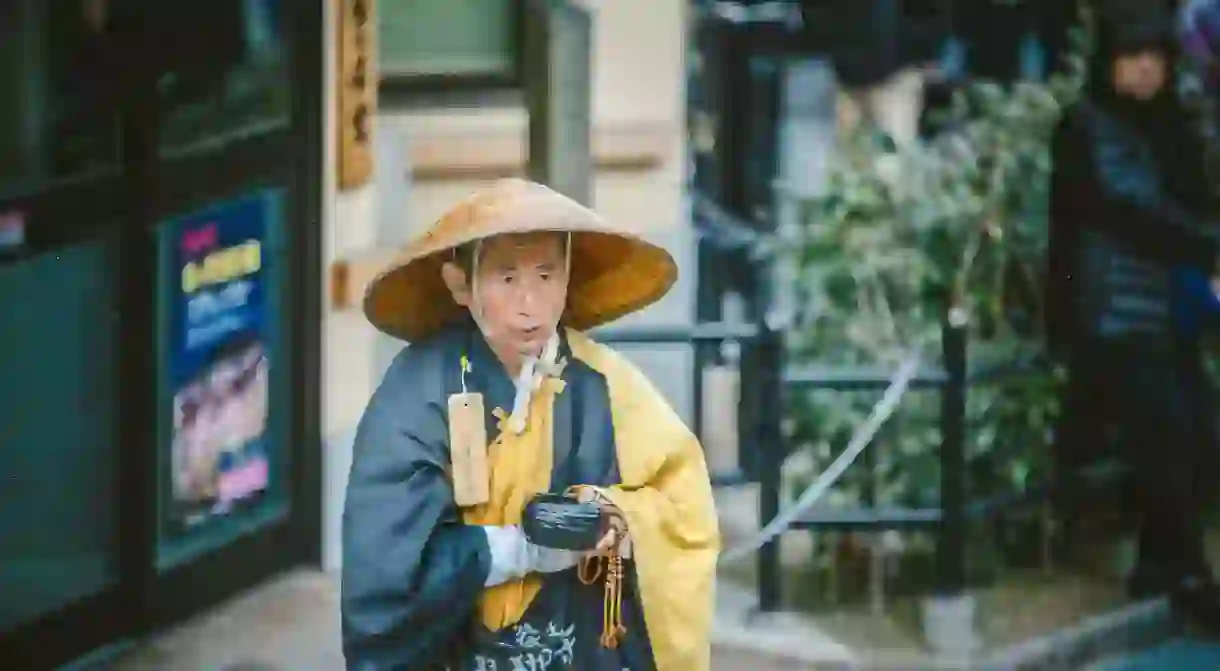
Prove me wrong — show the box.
[460,328,721,671]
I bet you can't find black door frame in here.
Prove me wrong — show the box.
[0,0,323,667]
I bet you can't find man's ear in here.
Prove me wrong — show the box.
[441,261,473,307]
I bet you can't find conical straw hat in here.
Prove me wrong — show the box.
[363,178,678,342]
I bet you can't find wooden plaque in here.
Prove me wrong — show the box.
[448,393,490,507]
[337,0,378,190]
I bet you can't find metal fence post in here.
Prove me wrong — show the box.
[756,320,783,612]
[937,318,968,595]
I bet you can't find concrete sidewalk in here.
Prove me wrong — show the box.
[1089,639,1220,670]
[105,569,831,671]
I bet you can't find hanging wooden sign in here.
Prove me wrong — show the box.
[449,391,490,507]
[337,0,377,190]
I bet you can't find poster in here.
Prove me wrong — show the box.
[166,193,274,532]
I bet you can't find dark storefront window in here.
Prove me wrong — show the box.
[152,0,291,157]
[0,238,121,630]
[0,1,321,666]
[0,0,121,198]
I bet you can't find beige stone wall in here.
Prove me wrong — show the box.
[320,0,690,569]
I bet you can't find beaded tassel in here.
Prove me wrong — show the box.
[570,484,629,649]
[578,552,628,649]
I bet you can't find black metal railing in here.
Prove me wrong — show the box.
[594,316,1129,613]
[775,322,970,605]
[763,321,1129,611]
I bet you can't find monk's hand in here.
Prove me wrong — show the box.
[593,503,629,555]
[571,486,629,555]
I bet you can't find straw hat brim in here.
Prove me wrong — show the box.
[363,179,678,342]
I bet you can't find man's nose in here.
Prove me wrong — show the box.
[516,279,541,306]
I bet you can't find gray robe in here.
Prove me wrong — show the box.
[341,319,657,670]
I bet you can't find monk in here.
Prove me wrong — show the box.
[341,179,720,670]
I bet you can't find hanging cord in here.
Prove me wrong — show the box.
[717,348,926,563]
[716,197,984,564]
[719,292,981,562]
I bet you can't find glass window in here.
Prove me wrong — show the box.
[0,0,122,198]
[0,238,121,631]
[379,0,517,80]
[152,0,292,157]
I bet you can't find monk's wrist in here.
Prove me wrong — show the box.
[481,525,530,587]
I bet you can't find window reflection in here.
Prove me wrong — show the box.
[379,0,517,79]
[0,0,121,197]
[0,237,121,630]
[151,0,291,157]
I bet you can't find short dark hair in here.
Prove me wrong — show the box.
[450,243,477,278]
[448,233,567,279]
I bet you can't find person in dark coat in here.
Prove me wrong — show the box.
[1047,0,1220,625]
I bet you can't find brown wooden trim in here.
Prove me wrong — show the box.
[408,121,676,181]
[336,0,378,190]
[329,247,402,312]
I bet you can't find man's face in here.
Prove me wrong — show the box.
[444,232,568,362]
[1113,49,1167,101]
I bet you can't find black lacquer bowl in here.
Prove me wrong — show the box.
[521,492,604,551]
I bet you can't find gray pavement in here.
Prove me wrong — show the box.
[105,569,827,671]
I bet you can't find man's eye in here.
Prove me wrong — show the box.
[502,274,515,284]
[539,273,550,281]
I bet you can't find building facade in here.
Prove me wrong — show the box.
[322,0,693,571]
[0,0,690,667]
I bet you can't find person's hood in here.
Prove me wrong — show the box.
[1087,0,1180,116]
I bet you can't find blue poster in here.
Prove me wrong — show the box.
[167,193,274,531]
